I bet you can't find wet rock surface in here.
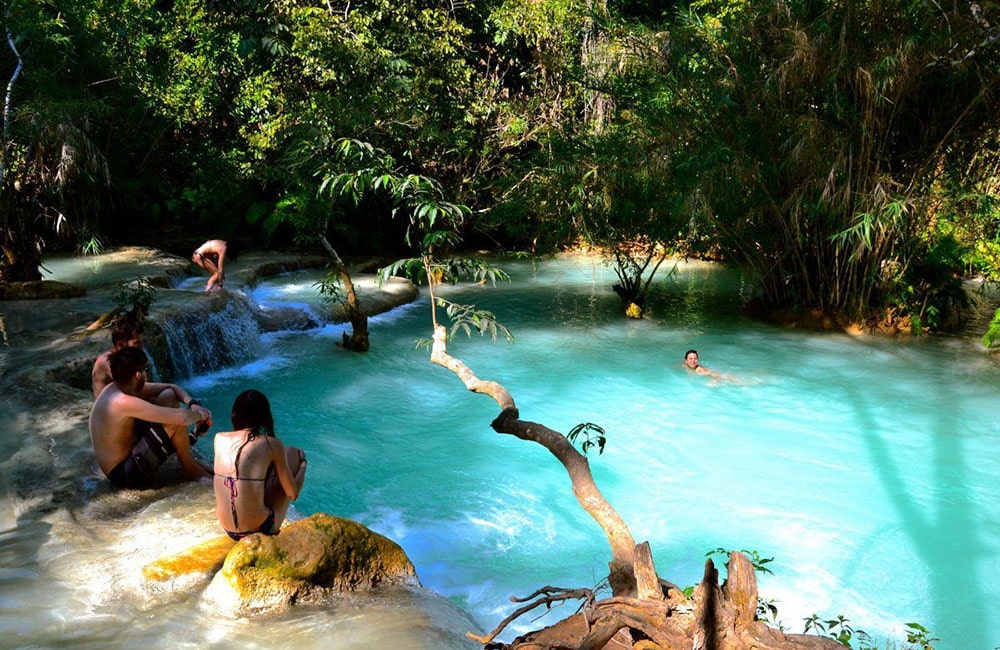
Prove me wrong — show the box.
[205,513,420,616]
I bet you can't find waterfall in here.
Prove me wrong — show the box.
[153,292,265,381]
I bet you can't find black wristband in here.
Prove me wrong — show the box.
[186,399,201,408]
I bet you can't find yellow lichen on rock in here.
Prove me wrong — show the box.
[142,535,236,582]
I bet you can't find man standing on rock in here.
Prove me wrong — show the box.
[89,346,213,488]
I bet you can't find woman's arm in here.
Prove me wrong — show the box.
[271,439,302,500]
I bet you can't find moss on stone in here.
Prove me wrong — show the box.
[143,536,236,582]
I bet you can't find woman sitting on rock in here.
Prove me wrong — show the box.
[214,389,307,540]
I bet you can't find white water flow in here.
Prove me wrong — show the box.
[172,257,1000,650]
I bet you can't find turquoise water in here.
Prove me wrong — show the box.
[184,257,1000,649]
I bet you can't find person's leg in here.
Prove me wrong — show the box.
[206,270,222,291]
[162,420,212,479]
[151,388,206,445]
[147,392,209,480]
[265,447,307,530]
[201,255,220,291]
[152,387,178,408]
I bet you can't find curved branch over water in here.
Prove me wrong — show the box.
[429,323,653,597]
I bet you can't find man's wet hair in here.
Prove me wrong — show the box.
[685,349,698,358]
[111,317,143,347]
[109,346,149,384]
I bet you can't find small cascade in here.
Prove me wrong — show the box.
[155,293,265,380]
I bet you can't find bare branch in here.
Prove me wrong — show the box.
[468,586,597,644]
[428,323,649,596]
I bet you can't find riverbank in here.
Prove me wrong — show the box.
[0,247,479,649]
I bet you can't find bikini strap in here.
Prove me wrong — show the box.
[224,475,239,531]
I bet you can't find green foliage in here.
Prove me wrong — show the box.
[802,614,874,649]
[1,0,114,281]
[315,267,343,304]
[566,422,607,456]
[983,308,1000,348]
[381,255,510,288]
[903,622,938,650]
[78,231,105,257]
[756,598,783,631]
[436,299,514,343]
[3,0,997,340]
[668,0,1000,326]
[112,277,157,321]
[706,547,774,576]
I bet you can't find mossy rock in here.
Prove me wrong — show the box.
[205,513,419,615]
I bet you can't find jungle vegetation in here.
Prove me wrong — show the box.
[2,2,992,647]
[2,0,999,330]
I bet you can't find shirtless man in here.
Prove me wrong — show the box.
[92,317,144,398]
[192,239,228,292]
[89,346,213,488]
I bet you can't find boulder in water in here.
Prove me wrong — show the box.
[205,513,419,615]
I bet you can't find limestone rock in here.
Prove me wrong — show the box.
[254,304,321,332]
[205,513,419,615]
[143,535,236,587]
[0,280,86,300]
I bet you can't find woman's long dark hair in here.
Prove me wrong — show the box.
[230,389,275,481]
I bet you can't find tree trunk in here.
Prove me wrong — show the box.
[610,242,669,318]
[318,234,369,352]
[429,324,655,597]
[0,238,43,283]
[581,0,612,134]
[1,19,25,188]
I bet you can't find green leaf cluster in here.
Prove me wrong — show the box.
[566,422,607,456]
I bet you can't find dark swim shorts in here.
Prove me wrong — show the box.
[106,420,177,489]
[196,251,220,266]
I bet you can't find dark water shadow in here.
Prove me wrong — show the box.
[836,364,989,649]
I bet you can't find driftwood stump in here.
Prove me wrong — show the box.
[488,552,844,650]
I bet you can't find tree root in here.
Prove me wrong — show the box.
[469,586,599,645]
[482,552,844,650]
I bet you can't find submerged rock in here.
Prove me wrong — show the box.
[0,280,86,300]
[205,513,419,615]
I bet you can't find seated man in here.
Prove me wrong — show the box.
[89,346,213,488]
[92,317,144,398]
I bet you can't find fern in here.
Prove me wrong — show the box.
[983,307,1000,348]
